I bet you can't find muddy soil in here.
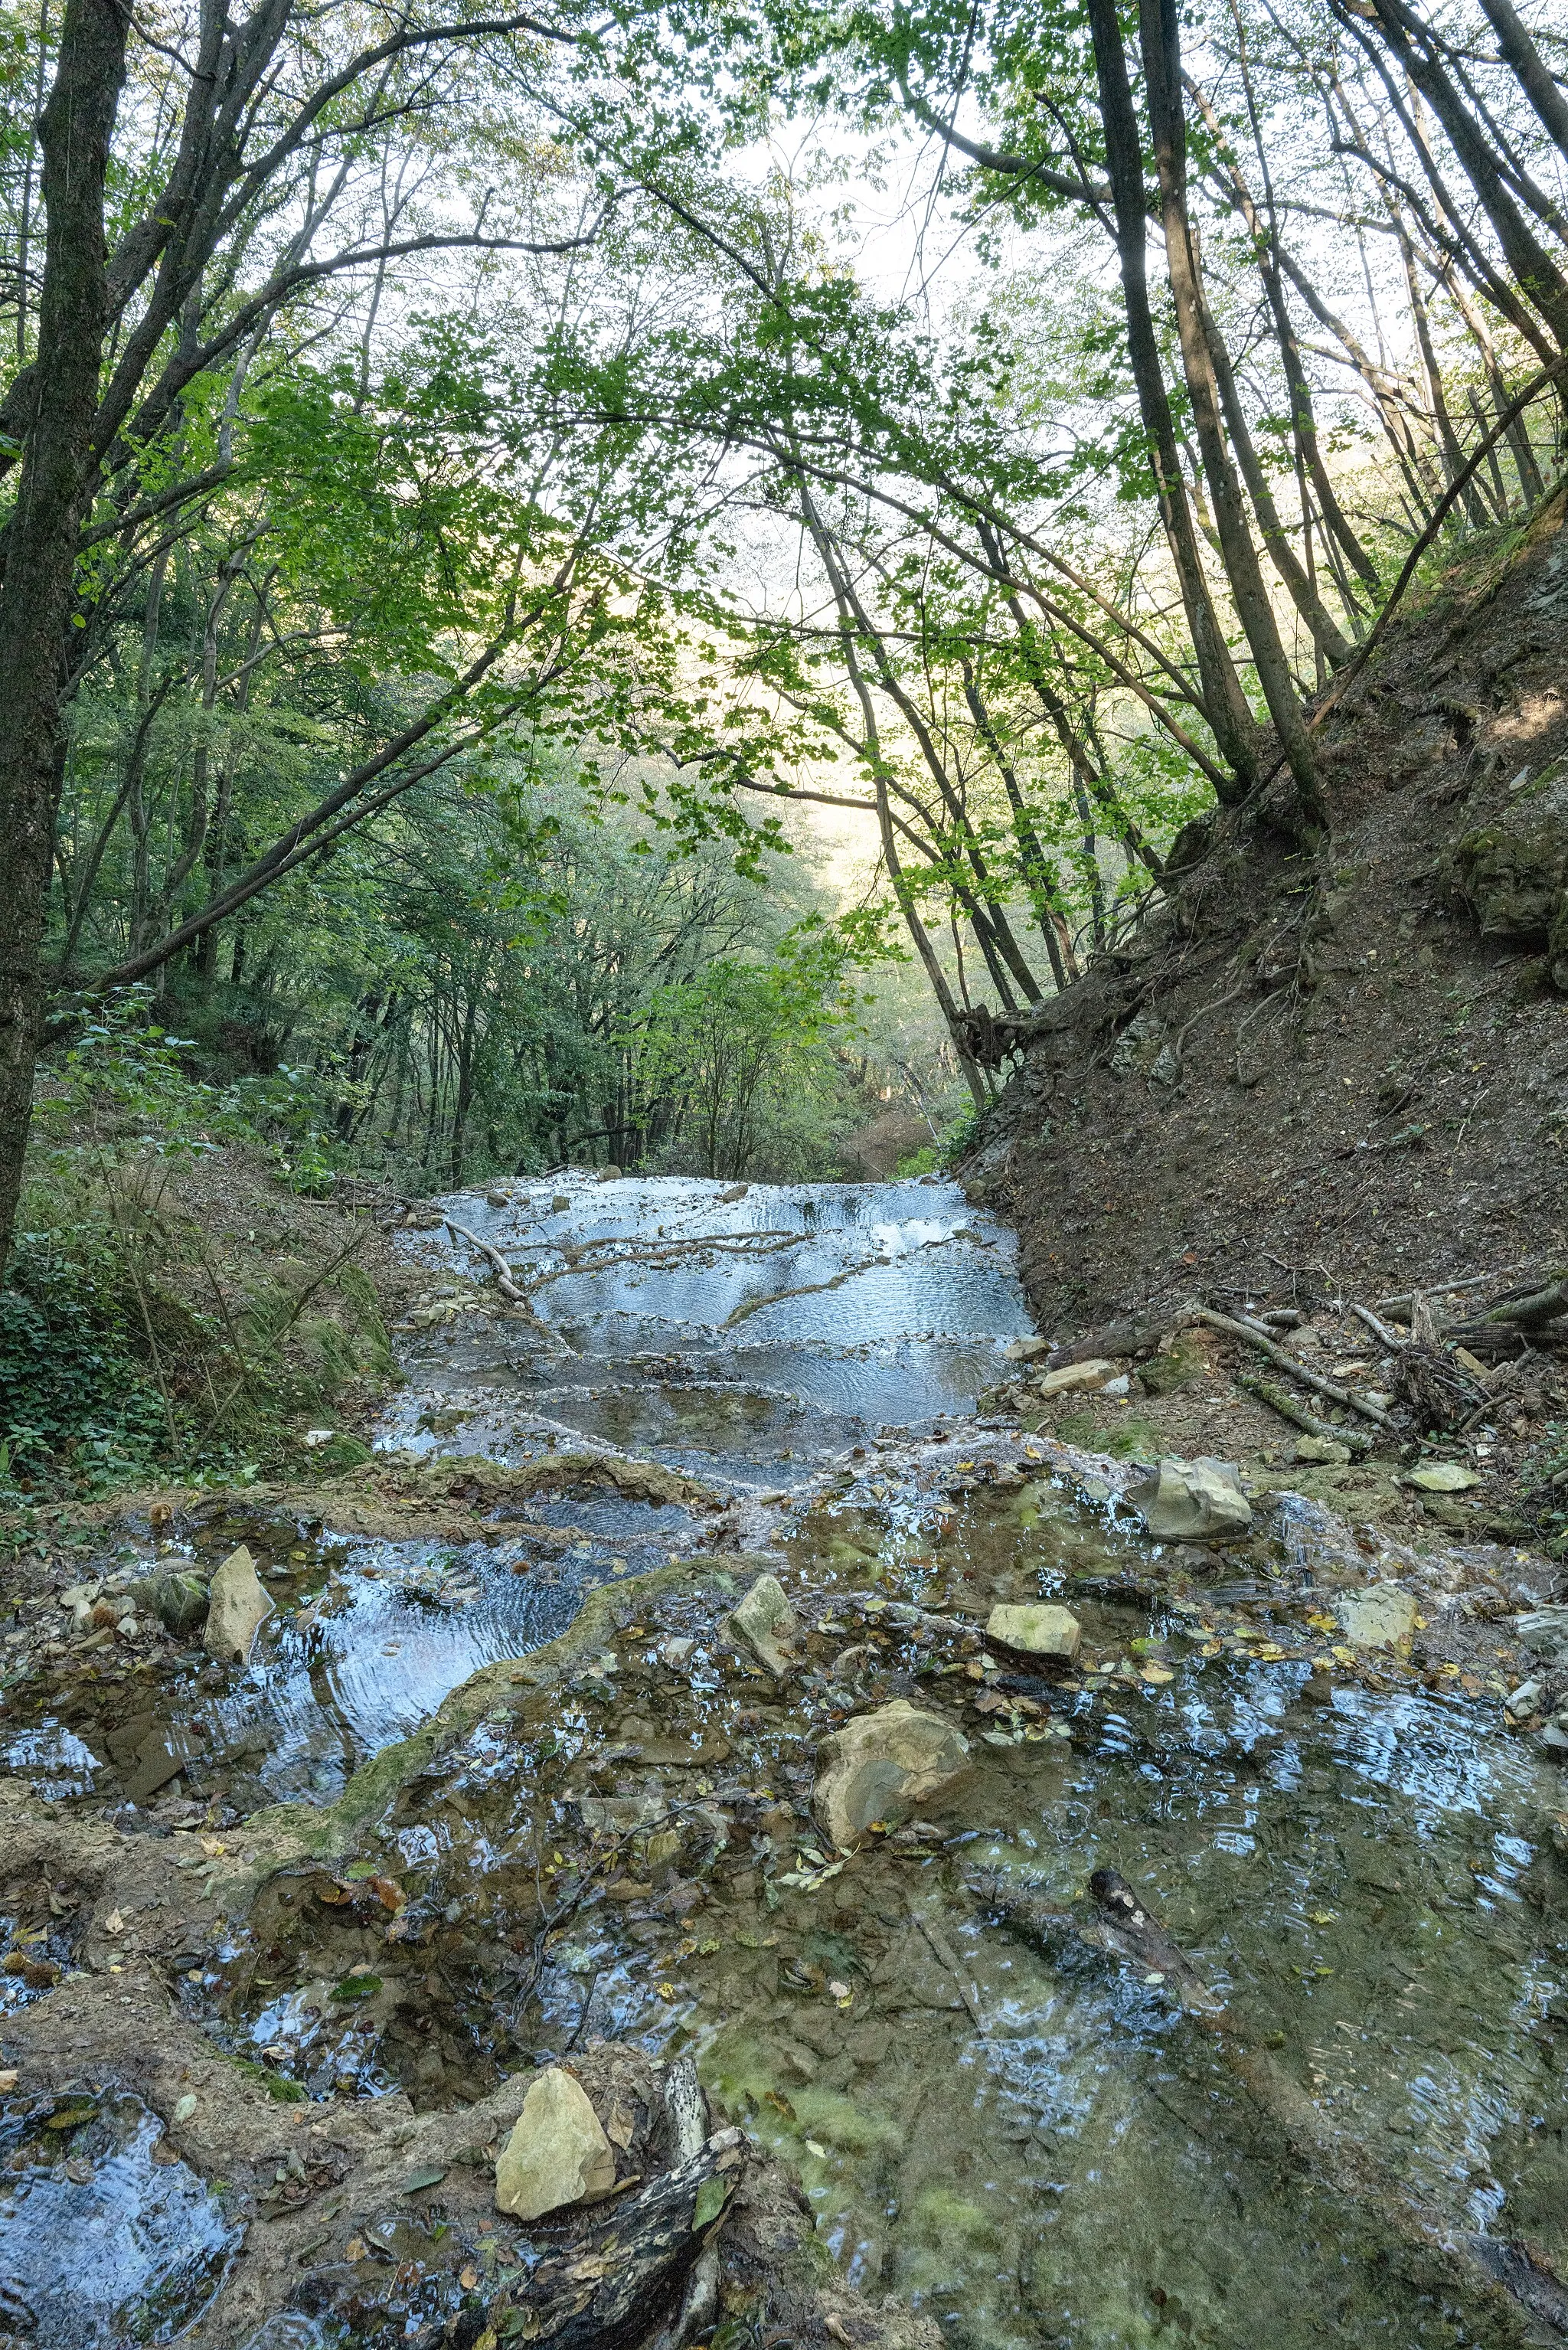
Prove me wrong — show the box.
[2,1172,1567,2348]
[962,498,1568,1560]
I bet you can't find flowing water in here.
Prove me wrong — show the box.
[8,1173,1568,2347]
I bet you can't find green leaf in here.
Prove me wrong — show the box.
[329,1972,383,2002]
[400,2163,449,2192]
[691,2174,730,2232]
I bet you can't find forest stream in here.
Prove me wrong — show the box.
[4,1174,1567,2349]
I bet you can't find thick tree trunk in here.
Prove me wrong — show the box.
[1084,0,1260,799]
[1137,0,1325,822]
[1478,0,1568,166]
[0,0,126,1273]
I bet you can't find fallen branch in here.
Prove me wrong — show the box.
[1348,1302,1403,1351]
[971,1865,1568,2341]
[1236,1372,1374,1454]
[1190,1308,1396,1430]
[441,1217,577,1352]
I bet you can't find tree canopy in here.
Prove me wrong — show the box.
[0,0,1563,1231]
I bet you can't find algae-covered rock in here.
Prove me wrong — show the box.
[985,1603,1081,1659]
[1442,773,1568,988]
[1125,1456,1252,1542]
[494,2067,616,2219]
[1334,1584,1417,1649]
[203,1545,273,1663]
[813,1700,969,1850]
[728,1573,799,1678]
[151,1569,210,1635]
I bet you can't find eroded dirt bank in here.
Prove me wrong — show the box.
[961,498,1568,1558]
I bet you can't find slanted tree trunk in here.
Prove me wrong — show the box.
[0,0,127,1274]
[1137,0,1325,822]
[1083,0,1261,800]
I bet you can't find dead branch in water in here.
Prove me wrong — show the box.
[967,1865,1568,2342]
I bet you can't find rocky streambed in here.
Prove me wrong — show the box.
[3,1174,1568,2348]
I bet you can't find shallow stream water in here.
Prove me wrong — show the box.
[7,1174,1568,2347]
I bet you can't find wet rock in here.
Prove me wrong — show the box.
[1514,1606,1568,1659]
[577,1793,668,1834]
[728,1574,799,1678]
[202,1545,274,1664]
[812,1700,969,1850]
[494,2067,616,2220]
[1125,1456,1252,1542]
[1505,1678,1543,1720]
[1035,1357,1116,1397]
[1334,1584,1418,1649]
[149,1570,210,1636]
[1406,1461,1480,1492]
[985,1603,1080,1659]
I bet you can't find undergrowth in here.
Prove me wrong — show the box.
[0,992,392,1501]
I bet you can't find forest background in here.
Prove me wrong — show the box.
[0,0,1564,1486]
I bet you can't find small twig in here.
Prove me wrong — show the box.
[1189,1308,1396,1430]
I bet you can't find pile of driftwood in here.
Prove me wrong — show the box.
[1040,1263,1566,1443]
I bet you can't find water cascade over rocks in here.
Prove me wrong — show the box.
[4,1172,1568,2348]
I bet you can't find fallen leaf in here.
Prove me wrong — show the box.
[103,1910,123,1935]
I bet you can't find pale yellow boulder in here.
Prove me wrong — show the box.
[494,2068,616,2220]
[985,1603,1081,1660]
[202,1545,273,1664]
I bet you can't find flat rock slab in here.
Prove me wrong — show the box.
[1334,1584,1418,1649]
[728,1574,799,1678]
[202,1546,273,1665]
[813,1700,969,1851]
[985,1603,1081,1659]
[495,2067,616,2221]
[1126,1456,1252,1542]
[1036,1358,1116,1397]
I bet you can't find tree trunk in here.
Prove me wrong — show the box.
[1084,0,1261,799]
[1137,0,1325,822]
[0,0,126,1273]
[1478,0,1568,167]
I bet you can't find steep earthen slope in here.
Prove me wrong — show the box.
[966,497,1568,1335]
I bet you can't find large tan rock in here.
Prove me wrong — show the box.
[1125,1456,1251,1543]
[1334,1584,1417,1649]
[813,1700,969,1851]
[202,1545,273,1663]
[494,2067,616,2219]
[728,1573,799,1677]
[985,1603,1080,1659]
[1036,1358,1115,1397]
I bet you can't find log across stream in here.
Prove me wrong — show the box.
[4,1173,1568,2348]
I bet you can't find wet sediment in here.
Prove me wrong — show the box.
[2,1175,1567,2347]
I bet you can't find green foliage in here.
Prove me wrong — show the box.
[0,1224,167,1486]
